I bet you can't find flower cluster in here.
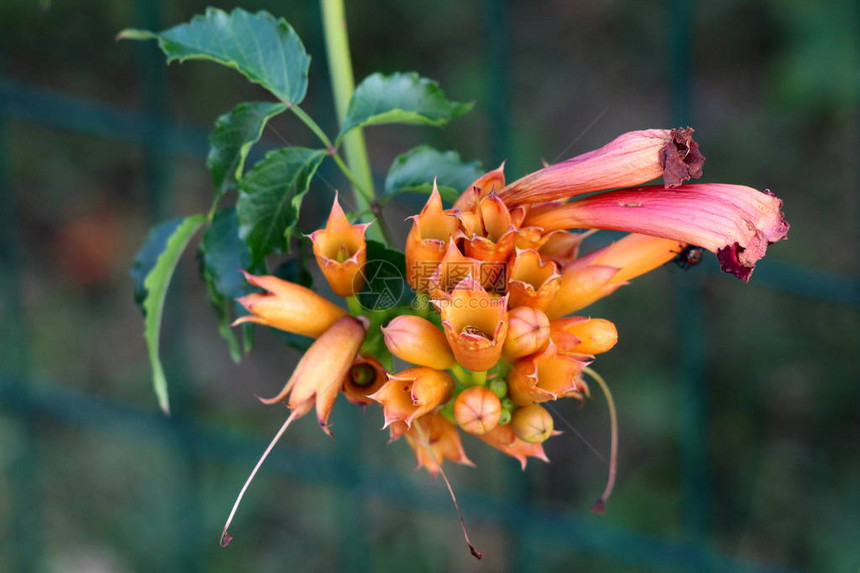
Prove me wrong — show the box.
[221,127,788,552]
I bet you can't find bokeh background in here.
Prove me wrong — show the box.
[1,0,858,572]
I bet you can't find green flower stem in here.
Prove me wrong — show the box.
[320,0,389,246]
[470,370,487,387]
[290,105,334,150]
[346,295,363,316]
[450,364,470,386]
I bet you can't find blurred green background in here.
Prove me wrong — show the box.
[0,0,857,572]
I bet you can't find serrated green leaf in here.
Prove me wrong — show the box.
[198,208,259,362]
[338,72,473,140]
[131,214,207,413]
[208,101,288,198]
[119,8,310,105]
[236,147,327,265]
[383,145,484,204]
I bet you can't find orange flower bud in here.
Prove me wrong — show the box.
[258,316,366,434]
[402,412,474,475]
[506,249,561,311]
[503,306,550,360]
[341,354,387,406]
[550,317,618,355]
[545,234,685,318]
[370,367,454,428]
[478,423,549,470]
[506,343,589,406]
[234,272,348,338]
[381,315,456,370]
[405,183,461,292]
[438,276,509,372]
[309,194,371,297]
[510,404,554,443]
[454,386,502,435]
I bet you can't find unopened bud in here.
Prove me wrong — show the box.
[503,306,550,360]
[550,317,618,355]
[454,386,502,435]
[382,315,456,370]
[511,404,554,443]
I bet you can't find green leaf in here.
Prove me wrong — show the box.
[338,72,473,140]
[208,101,288,198]
[383,145,484,204]
[236,147,327,266]
[119,8,310,105]
[198,208,259,362]
[131,214,207,413]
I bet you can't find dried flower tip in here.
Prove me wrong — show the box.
[499,128,704,206]
[454,386,502,435]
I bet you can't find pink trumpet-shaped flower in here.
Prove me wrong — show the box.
[500,128,704,206]
[525,184,789,281]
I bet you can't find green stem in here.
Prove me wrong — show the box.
[346,295,363,316]
[470,370,487,387]
[320,0,389,246]
[450,364,470,387]
[290,105,334,150]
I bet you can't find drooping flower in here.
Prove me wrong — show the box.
[525,184,789,282]
[397,412,475,475]
[234,272,347,338]
[506,342,590,406]
[369,367,454,428]
[478,423,550,470]
[258,316,367,434]
[341,354,387,406]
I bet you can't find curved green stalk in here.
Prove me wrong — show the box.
[320,0,389,246]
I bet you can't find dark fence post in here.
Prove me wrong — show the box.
[0,62,43,573]
[668,0,712,570]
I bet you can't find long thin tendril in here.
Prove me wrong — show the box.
[582,366,617,513]
[220,410,301,547]
[412,420,483,560]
